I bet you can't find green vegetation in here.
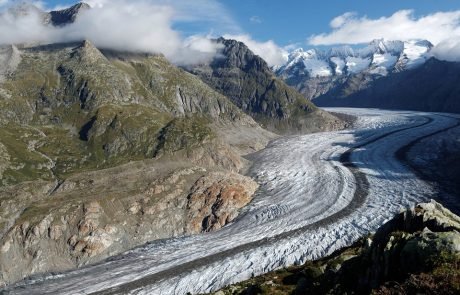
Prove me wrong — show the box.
[155,115,215,155]
[0,125,54,186]
[210,237,460,295]
[0,42,246,187]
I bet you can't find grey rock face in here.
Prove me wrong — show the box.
[187,38,345,134]
[49,3,90,26]
[314,58,460,113]
[0,45,21,83]
[363,200,460,288]
[211,200,460,294]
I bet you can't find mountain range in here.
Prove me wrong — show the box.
[275,39,434,101]
[275,39,460,113]
[0,1,459,289]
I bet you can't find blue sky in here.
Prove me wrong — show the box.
[226,0,460,45]
[2,0,460,65]
[38,0,460,47]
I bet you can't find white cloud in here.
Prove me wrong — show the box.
[83,0,241,34]
[61,2,182,56]
[223,34,288,67]
[431,38,460,62]
[84,0,109,8]
[0,0,228,65]
[0,5,54,44]
[174,34,224,64]
[329,12,356,29]
[309,10,460,45]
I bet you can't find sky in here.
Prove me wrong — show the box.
[232,1,460,45]
[1,0,460,65]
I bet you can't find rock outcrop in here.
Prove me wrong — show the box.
[186,172,258,232]
[211,200,460,294]
[49,2,90,26]
[0,164,259,286]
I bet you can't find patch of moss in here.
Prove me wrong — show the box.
[0,125,54,186]
[155,115,216,155]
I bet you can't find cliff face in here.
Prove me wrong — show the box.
[48,2,90,26]
[0,41,275,286]
[187,38,345,134]
[0,166,259,286]
[211,200,460,294]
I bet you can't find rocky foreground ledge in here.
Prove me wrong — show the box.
[209,200,460,294]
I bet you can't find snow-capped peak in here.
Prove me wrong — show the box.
[277,39,433,78]
[363,39,404,56]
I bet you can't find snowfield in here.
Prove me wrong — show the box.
[3,108,460,295]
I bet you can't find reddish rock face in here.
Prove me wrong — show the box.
[186,172,258,233]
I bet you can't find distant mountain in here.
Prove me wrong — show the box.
[49,2,90,26]
[275,39,460,113]
[186,37,344,134]
[313,58,460,113]
[276,39,433,101]
[5,2,89,26]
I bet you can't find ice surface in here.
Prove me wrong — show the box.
[330,57,345,75]
[302,58,332,77]
[369,53,399,75]
[346,56,372,73]
[403,40,432,69]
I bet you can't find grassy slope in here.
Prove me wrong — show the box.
[0,42,255,187]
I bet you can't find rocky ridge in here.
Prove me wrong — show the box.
[187,38,345,134]
[49,2,90,26]
[0,163,259,286]
[313,58,460,113]
[210,200,460,294]
[276,39,433,101]
[0,40,272,186]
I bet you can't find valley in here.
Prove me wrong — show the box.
[3,108,459,294]
[1,2,460,294]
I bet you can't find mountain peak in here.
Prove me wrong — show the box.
[49,2,90,26]
[364,39,404,56]
[213,37,270,72]
[71,40,107,63]
[80,39,94,48]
